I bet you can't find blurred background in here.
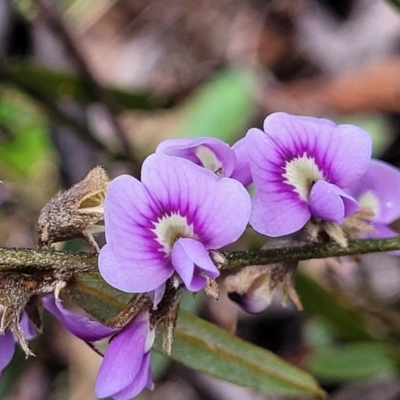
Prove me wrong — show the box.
[2,0,400,399]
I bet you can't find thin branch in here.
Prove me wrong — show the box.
[33,0,140,174]
[0,237,400,274]
[0,248,97,274]
[221,237,400,270]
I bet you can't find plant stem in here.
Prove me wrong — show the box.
[0,236,400,274]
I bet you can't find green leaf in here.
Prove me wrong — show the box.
[66,273,323,396]
[178,69,257,142]
[66,272,133,322]
[307,342,396,382]
[155,310,324,397]
[296,272,376,342]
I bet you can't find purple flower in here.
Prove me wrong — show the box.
[0,312,36,374]
[156,137,252,185]
[346,159,400,239]
[99,154,251,296]
[95,310,154,400]
[246,112,372,237]
[43,296,153,400]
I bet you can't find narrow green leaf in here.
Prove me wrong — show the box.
[296,272,376,342]
[66,272,133,322]
[308,342,396,382]
[155,310,325,397]
[66,273,323,396]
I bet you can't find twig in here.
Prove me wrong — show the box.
[0,237,400,274]
[33,0,140,174]
[221,237,400,270]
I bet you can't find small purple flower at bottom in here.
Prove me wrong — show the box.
[346,159,400,240]
[156,136,252,185]
[43,296,153,400]
[246,112,372,236]
[95,311,154,400]
[0,312,36,374]
[99,154,251,297]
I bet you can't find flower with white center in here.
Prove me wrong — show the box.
[156,136,252,185]
[346,159,400,240]
[99,154,251,297]
[246,112,372,237]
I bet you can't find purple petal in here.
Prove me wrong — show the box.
[309,181,359,223]
[250,192,311,236]
[171,238,219,291]
[111,352,153,400]
[347,159,400,225]
[369,223,399,239]
[19,312,37,341]
[100,244,174,293]
[0,331,16,374]
[100,173,177,293]
[141,154,251,248]
[156,137,236,177]
[261,112,371,187]
[95,311,151,399]
[369,223,400,256]
[43,295,119,342]
[231,138,253,186]
[247,127,311,236]
[147,283,166,309]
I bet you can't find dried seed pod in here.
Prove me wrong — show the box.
[37,166,109,252]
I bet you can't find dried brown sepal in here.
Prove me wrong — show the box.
[150,276,184,355]
[37,166,109,252]
[304,207,375,248]
[0,272,62,356]
[225,261,302,311]
[105,294,151,329]
[204,277,219,300]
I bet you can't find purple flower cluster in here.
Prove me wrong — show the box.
[4,112,400,400]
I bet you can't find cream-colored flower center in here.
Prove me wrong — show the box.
[282,153,324,201]
[195,146,222,175]
[358,190,380,217]
[151,212,195,256]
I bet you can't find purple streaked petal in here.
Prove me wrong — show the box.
[156,137,236,177]
[142,154,251,248]
[262,112,372,186]
[95,311,150,399]
[103,175,159,254]
[0,330,15,373]
[309,181,358,224]
[99,244,174,293]
[348,159,400,224]
[111,352,153,400]
[250,192,311,237]
[43,295,119,342]
[231,138,253,186]
[172,238,219,291]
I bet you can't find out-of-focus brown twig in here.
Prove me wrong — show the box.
[33,0,140,175]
